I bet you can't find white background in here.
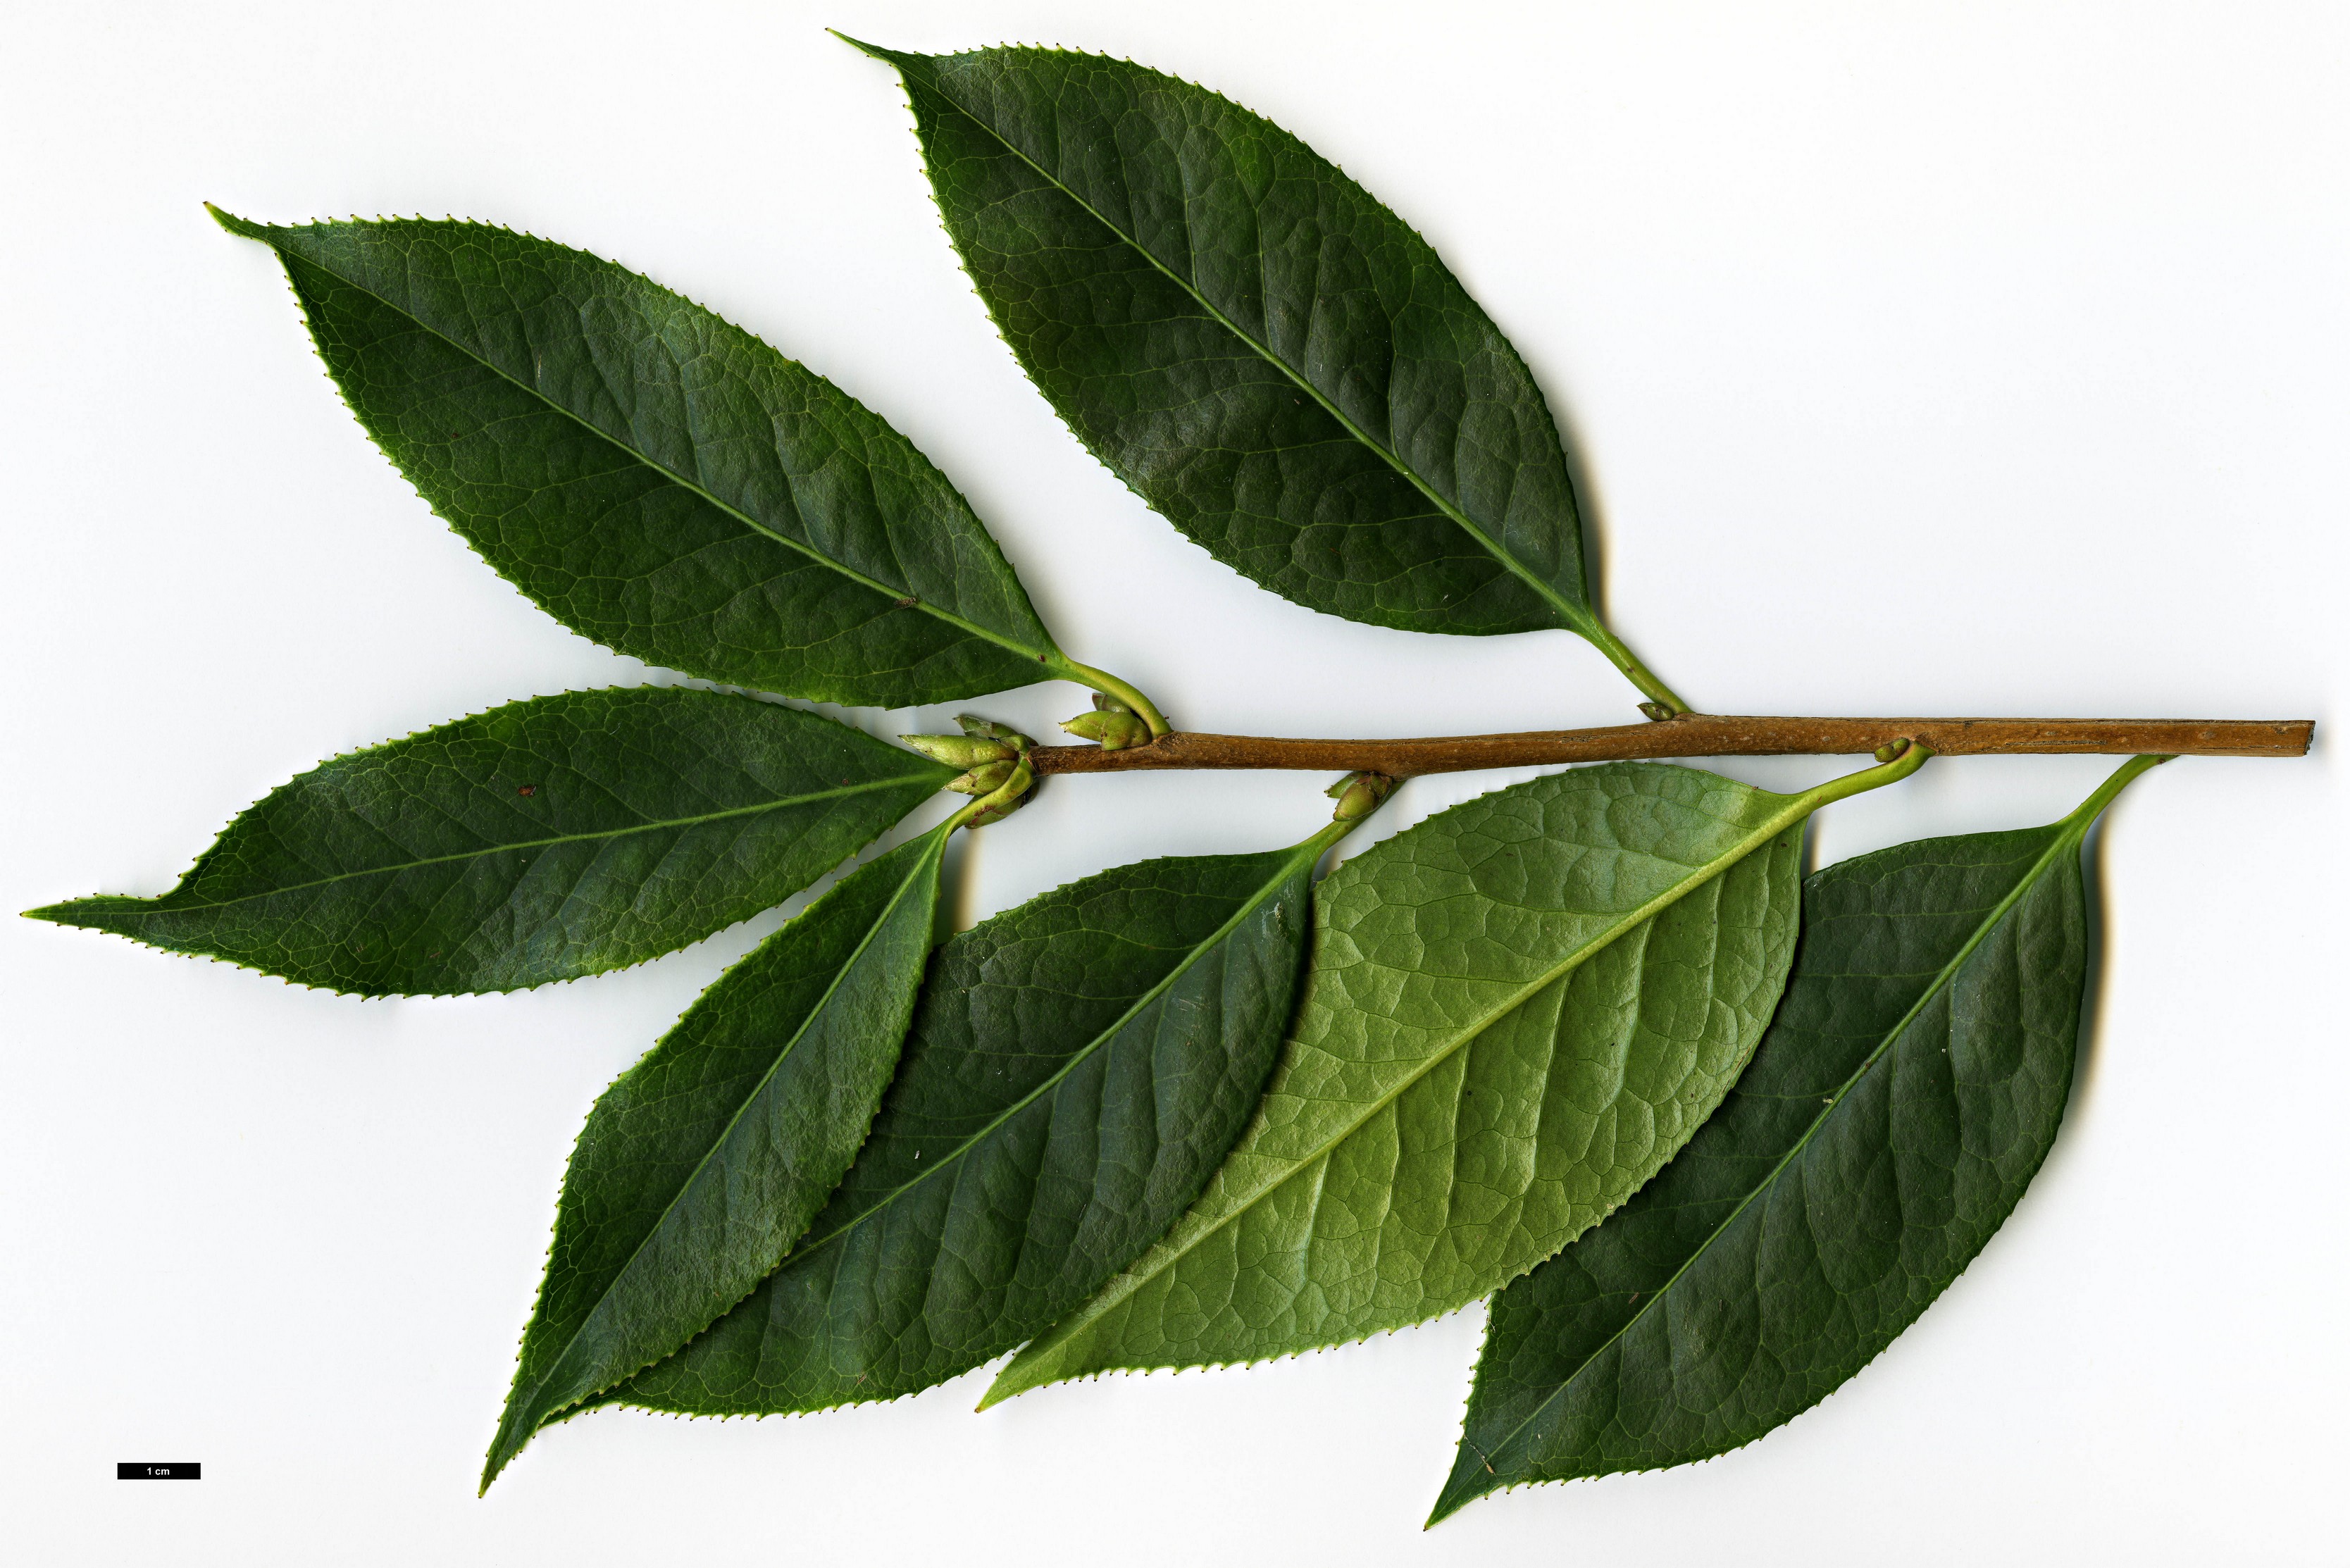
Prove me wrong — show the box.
[3,2,2342,1562]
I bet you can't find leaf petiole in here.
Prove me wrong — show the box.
[1786,734,1934,816]
[1052,659,1172,738]
[2063,751,2172,824]
[1579,622,1691,716]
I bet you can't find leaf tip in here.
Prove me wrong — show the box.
[478,1428,524,1497]
[204,201,266,240]
[978,1350,1058,1408]
[21,897,115,931]
[826,28,900,63]
[1423,1474,1484,1528]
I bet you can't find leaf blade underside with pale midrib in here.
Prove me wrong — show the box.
[1431,759,2156,1522]
[599,834,1335,1419]
[986,762,1812,1405]
[864,42,1598,642]
[27,687,953,996]
[213,209,1065,709]
[483,827,954,1491]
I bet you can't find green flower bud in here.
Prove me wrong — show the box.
[900,733,1017,769]
[1060,709,1152,751]
[945,759,1017,796]
[1637,701,1678,722]
[956,714,1036,753]
[1326,771,1398,823]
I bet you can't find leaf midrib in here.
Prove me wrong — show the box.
[895,51,1593,634]
[264,230,1063,671]
[1454,818,2086,1493]
[495,827,947,1463]
[104,772,938,915]
[780,832,1333,1266]
[1004,789,1815,1383]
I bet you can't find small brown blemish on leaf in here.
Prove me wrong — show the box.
[517,785,537,796]
[893,595,918,609]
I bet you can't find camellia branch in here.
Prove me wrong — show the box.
[1029,715,2314,778]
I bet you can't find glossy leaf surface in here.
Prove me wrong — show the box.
[604,830,1341,1416]
[214,210,1066,708]
[863,42,1598,644]
[484,827,952,1490]
[986,760,1923,1405]
[29,687,952,995]
[1431,759,2158,1521]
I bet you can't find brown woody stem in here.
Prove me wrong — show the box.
[1028,715,2313,778]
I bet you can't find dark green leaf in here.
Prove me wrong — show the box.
[483,826,952,1491]
[854,42,1673,702]
[212,209,1071,709]
[1431,757,2162,1522]
[984,754,1925,1405]
[598,827,1343,1417]
[27,687,953,996]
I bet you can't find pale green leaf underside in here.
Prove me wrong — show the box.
[988,762,1812,1401]
[483,827,951,1490]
